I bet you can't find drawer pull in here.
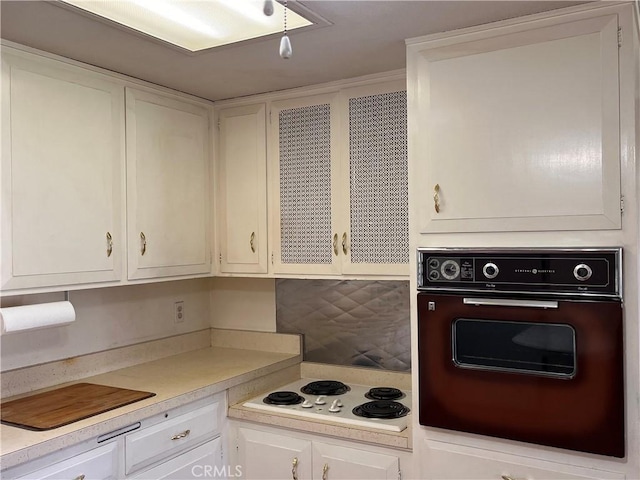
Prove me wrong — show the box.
[73,475,85,480]
[250,232,256,253]
[341,232,348,255]
[333,233,339,256]
[292,457,299,480]
[433,183,441,213]
[171,429,191,440]
[322,463,329,480]
[501,476,516,480]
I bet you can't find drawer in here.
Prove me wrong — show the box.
[16,442,117,480]
[125,402,219,474]
[131,438,222,480]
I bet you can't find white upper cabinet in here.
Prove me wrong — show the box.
[408,12,621,233]
[271,93,342,276]
[126,88,210,280]
[340,81,409,276]
[270,79,409,277]
[1,49,125,290]
[217,104,268,274]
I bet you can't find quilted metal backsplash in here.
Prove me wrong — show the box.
[276,279,410,371]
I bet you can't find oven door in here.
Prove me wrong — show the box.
[417,293,624,458]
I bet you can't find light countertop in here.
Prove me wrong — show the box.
[1,331,412,470]
[1,345,301,469]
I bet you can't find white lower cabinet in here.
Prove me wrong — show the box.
[422,440,626,480]
[233,422,406,480]
[11,442,118,480]
[237,427,313,479]
[1,395,225,480]
[312,442,399,480]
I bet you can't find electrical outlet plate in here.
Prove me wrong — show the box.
[174,301,185,324]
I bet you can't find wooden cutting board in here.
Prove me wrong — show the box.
[0,383,155,430]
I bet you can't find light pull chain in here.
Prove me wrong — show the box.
[279,0,292,59]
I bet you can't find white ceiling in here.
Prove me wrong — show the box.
[1,0,588,102]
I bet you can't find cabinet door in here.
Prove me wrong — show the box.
[313,442,399,480]
[217,104,268,274]
[409,13,621,233]
[237,427,313,480]
[1,50,124,291]
[271,94,341,275]
[422,441,625,480]
[131,438,222,480]
[126,88,210,280]
[339,81,409,276]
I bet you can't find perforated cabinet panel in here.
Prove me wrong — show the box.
[349,91,409,264]
[279,104,332,264]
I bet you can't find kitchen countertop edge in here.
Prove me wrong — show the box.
[227,404,411,450]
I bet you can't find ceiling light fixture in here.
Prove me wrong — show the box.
[279,0,293,59]
[58,0,312,53]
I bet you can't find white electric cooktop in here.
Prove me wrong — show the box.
[243,378,411,433]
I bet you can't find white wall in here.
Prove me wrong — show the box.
[210,278,276,332]
[0,279,211,372]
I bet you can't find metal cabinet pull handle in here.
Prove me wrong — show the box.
[341,232,348,255]
[171,429,190,440]
[250,232,256,253]
[106,232,113,257]
[140,232,147,256]
[73,475,85,480]
[501,476,516,480]
[433,184,441,213]
[322,463,329,480]
[291,457,299,480]
[333,234,339,256]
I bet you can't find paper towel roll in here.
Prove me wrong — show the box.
[0,301,76,334]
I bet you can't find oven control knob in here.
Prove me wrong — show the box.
[329,399,341,413]
[441,260,460,280]
[429,270,440,281]
[428,258,440,269]
[301,400,313,408]
[314,396,326,405]
[573,263,593,281]
[482,262,499,279]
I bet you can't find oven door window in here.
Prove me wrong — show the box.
[452,319,576,378]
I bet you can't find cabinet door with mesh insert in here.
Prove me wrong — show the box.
[271,93,341,275]
[340,80,409,276]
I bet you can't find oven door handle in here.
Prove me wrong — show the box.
[463,298,558,309]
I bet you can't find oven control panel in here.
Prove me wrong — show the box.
[417,248,621,298]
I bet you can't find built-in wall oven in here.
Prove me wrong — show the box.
[416,248,624,458]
